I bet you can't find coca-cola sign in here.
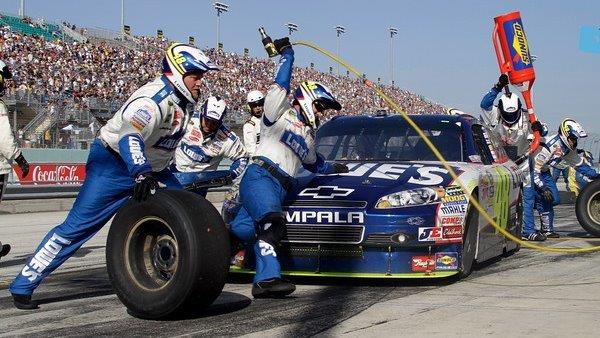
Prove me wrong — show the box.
[13,163,86,185]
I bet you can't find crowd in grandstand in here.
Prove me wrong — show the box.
[0,23,445,125]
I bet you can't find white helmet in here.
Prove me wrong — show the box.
[497,93,522,125]
[162,43,219,103]
[558,118,587,150]
[247,90,265,104]
[293,81,341,129]
[200,96,227,127]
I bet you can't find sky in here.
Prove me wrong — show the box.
[1,0,599,132]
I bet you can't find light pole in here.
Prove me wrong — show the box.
[121,0,125,39]
[389,27,398,87]
[19,0,25,17]
[285,22,299,36]
[334,25,346,76]
[214,2,229,50]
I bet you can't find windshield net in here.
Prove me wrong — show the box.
[316,117,465,162]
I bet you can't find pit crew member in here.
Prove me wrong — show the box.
[230,37,349,298]
[243,90,264,156]
[525,119,600,240]
[1,60,29,261]
[9,44,219,310]
[172,95,248,196]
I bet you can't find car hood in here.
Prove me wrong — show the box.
[288,161,470,205]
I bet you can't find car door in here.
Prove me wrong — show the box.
[471,124,516,261]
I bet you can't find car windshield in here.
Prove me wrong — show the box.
[316,117,465,162]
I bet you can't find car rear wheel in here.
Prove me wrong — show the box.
[106,190,230,319]
[575,179,600,237]
[458,195,478,278]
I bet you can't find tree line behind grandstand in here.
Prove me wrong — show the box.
[0,12,445,149]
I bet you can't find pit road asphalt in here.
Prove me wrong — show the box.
[1,204,599,337]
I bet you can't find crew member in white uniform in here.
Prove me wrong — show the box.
[0,60,29,261]
[173,96,248,195]
[9,44,219,310]
[230,37,349,298]
[243,90,264,156]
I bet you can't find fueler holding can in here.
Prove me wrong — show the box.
[9,44,219,310]
[230,35,349,298]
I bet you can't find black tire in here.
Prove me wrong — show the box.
[458,195,478,278]
[106,190,230,319]
[575,179,600,237]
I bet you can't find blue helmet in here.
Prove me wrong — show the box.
[293,81,342,129]
[162,43,219,103]
[199,96,227,133]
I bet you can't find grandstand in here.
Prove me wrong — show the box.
[0,12,446,150]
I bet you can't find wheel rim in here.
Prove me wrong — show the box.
[586,191,600,224]
[124,216,179,291]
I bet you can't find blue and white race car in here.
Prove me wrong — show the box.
[258,113,523,279]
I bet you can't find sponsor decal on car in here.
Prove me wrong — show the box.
[440,216,464,226]
[418,227,442,242]
[328,163,462,186]
[411,255,435,272]
[440,204,466,215]
[435,252,458,270]
[441,225,463,241]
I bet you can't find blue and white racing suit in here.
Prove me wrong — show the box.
[172,114,248,196]
[10,75,191,296]
[523,134,599,235]
[230,47,337,283]
[480,87,532,161]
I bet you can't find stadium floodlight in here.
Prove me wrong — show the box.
[334,25,346,75]
[214,2,229,49]
[389,27,398,87]
[285,22,299,36]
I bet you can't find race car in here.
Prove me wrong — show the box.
[232,113,523,278]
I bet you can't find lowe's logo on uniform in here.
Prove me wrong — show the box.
[299,186,354,199]
[286,211,364,224]
[128,136,146,165]
[20,233,72,282]
[281,130,309,161]
[181,144,212,163]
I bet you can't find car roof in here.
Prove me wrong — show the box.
[327,113,477,126]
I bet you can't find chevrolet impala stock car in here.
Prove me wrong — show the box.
[231,113,523,279]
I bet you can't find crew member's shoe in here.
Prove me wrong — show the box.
[0,243,10,259]
[252,278,296,299]
[12,293,39,310]
[522,232,547,242]
[543,231,560,238]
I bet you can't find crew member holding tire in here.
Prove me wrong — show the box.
[243,90,264,156]
[172,95,248,196]
[230,37,349,298]
[525,118,600,240]
[9,44,219,310]
[1,60,29,260]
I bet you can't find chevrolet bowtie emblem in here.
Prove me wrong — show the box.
[298,186,354,199]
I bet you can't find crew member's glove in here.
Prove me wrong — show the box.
[14,153,29,178]
[273,37,292,54]
[332,162,350,174]
[494,74,509,92]
[531,120,544,133]
[539,186,554,204]
[133,172,158,202]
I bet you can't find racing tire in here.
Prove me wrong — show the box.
[458,195,478,278]
[106,190,230,319]
[575,179,600,237]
